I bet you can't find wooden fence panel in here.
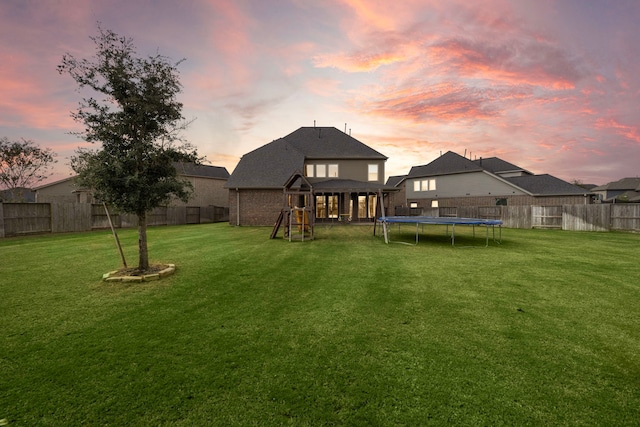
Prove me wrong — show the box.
[478,206,502,220]
[563,204,611,232]
[91,204,121,229]
[439,207,457,217]
[532,206,562,229]
[186,207,200,224]
[2,203,51,236]
[148,207,167,226]
[501,206,532,229]
[166,207,187,225]
[51,203,92,233]
[611,204,640,231]
[457,206,478,218]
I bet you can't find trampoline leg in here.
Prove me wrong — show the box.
[451,224,455,246]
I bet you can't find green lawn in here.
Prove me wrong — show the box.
[1,223,639,426]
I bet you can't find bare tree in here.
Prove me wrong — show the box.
[0,137,56,201]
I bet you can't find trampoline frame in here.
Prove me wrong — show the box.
[377,216,503,247]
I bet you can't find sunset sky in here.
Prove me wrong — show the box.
[2,0,639,186]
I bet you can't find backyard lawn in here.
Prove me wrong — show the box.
[1,223,639,426]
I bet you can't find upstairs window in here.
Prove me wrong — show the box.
[306,164,338,178]
[368,164,379,181]
[413,178,436,191]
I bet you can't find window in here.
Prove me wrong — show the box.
[368,195,377,218]
[305,164,314,177]
[316,164,326,178]
[316,195,326,218]
[414,178,437,191]
[496,198,507,206]
[431,200,439,208]
[328,164,339,177]
[358,195,367,218]
[368,164,378,181]
[410,202,418,208]
[328,195,338,218]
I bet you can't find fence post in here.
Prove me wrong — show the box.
[0,202,4,238]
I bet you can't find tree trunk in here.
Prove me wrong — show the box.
[138,211,149,271]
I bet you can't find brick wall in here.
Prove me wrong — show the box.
[228,189,283,226]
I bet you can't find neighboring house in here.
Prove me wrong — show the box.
[34,177,90,203]
[225,126,394,226]
[591,177,640,203]
[388,151,591,210]
[34,162,230,206]
[0,187,36,202]
[171,162,230,207]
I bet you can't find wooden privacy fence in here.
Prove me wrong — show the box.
[389,204,639,233]
[0,203,229,238]
[2,203,639,238]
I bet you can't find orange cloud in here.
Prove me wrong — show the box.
[313,50,408,72]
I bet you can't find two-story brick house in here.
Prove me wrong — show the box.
[225,126,395,226]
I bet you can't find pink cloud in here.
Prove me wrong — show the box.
[356,82,533,124]
[429,37,585,89]
[595,118,640,144]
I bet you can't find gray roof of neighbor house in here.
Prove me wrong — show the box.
[385,175,406,187]
[505,174,588,196]
[407,151,483,177]
[472,157,532,175]
[173,162,229,179]
[592,177,640,191]
[406,151,587,196]
[226,127,387,189]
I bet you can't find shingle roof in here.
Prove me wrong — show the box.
[385,175,405,187]
[226,138,305,189]
[312,179,397,192]
[226,127,387,189]
[592,177,640,191]
[472,157,531,175]
[505,174,588,195]
[407,151,483,177]
[173,162,229,179]
[281,127,388,159]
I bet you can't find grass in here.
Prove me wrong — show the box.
[1,223,639,426]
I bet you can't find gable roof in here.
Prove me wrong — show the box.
[34,176,77,190]
[407,151,483,177]
[592,177,640,191]
[505,174,588,196]
[226,127,387,189]
[472,157,532,175]
[173,162,229,179]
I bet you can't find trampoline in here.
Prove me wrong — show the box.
[377,216,503,247]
